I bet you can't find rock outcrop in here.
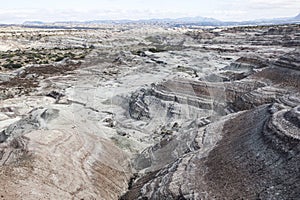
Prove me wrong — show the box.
[0,23,299,199]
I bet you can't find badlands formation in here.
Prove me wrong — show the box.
[0,24,299,199]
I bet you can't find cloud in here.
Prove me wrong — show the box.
[215,0,299,20]
[0,8,194,24]
[247,0,300,9]
[0,0,299,23]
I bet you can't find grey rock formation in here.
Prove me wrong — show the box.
[0,24,299,199]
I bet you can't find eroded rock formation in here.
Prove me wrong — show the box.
[0,24,299,199]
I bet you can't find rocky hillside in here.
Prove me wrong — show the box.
[0,24,299,199]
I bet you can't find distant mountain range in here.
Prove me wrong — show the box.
[23,13,300,27]
[294,13,300,20]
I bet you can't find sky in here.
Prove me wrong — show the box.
[0,0,299,24]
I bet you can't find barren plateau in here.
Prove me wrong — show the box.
[0,24,299,199]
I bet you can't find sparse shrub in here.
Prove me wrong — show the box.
[55,57,64,62]
[148,47,165,53]
[78,54,86,59]
[3,63,22,69]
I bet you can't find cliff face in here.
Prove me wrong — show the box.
[0,24,299,199]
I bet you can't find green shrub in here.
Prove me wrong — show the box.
[55,57,64,62]
[3,63,22,69]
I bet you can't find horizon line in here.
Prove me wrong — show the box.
[1,12,296,25]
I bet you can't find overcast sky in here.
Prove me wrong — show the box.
[0,0,299,24]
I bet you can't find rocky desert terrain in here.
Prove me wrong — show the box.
[0,23,299,199]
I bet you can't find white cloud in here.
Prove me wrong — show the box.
[215,0,299,20]
[247,0,300,9]
[0,8,201,24]
[0,0,299,23]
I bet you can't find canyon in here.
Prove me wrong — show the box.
[0,24,299,199]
